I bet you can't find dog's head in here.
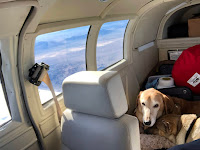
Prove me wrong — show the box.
[145,114,182,143]
[135,88,174,127]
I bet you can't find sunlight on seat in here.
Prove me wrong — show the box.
[65,109,73,121]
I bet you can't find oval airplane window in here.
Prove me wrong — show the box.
[0,81,11,127]
[96,20,129,70]
[35,26,90,104]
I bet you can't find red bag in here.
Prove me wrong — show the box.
[172,45,200,94]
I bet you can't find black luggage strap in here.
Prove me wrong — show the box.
[185,114,200,143]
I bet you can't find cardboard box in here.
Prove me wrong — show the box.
[188,18,200,37]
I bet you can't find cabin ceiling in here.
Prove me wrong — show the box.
[39,0,152,24]
[0,0,193,37]
[0,5,31,37]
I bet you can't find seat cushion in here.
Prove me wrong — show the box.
[61,109,140,150]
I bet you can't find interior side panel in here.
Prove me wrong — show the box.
[132,46,158,86]
[134,1,185,48]
[26,143,41,150]
[117,46,158,112]
[44,127,61,150]
[120,1,187,111]
[119,64,140,113]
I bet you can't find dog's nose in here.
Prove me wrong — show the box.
[144,121,151,126]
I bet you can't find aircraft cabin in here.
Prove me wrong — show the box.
[0,0,200,150]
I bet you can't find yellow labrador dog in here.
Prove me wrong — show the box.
[145,114,200,145]
[135,88,200,127]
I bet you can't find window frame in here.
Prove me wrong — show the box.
[26,15,135,112]
[0,36,23,125]
[0,36,38,149]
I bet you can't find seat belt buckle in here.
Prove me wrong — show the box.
[28,62,49,86]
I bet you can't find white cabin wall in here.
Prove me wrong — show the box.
[0,2,41,150]
[116,0,188,112]
[118,63,140,113]
[132,46,158,86]
[133,0,185,48]
[117,45,158,113]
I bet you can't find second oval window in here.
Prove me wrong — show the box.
[96,20,129,70]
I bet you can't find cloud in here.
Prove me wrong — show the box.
[35,38,123,61]
[68,46,85,52]
[35,46,85,61]
[35,50,67,61]
[97,38,122,47]
[97,40,114,47]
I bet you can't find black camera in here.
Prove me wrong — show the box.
[28,62,49,86]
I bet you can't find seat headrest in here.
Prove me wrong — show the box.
[62,71,128,119]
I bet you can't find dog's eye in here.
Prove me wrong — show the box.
[142,102,145,106]
[153,104,159,108]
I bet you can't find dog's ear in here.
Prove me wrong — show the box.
[136,91,143,107]
[133,91,143,115]
[163,120,172,134]
[158,120,172,134]
[162,94,174,114]
[156,120,166,133]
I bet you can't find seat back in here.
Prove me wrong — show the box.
[61,71,140,150]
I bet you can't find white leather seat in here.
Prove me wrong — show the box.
[61,71,140,150]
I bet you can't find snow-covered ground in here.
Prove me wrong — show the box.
[38,89,60,104]
[0,84,11,126]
